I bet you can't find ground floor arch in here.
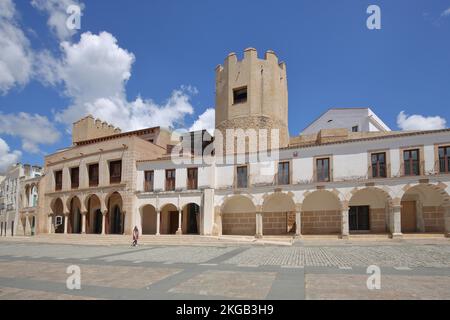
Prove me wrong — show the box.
[51,198,65,234]
[401,185,447,233]
[86,194,102,234]
[107,192,124,235]
[262,193,296,235]
[160,203,179,235]
[302,190,342,235]
[182,203,200,235]
[141,204,157,235]
[221,195,256,236]
[68,196,82,234]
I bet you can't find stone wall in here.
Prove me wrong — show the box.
[370,208,387,233]
[302,210,341,235]
[423,206,444,232]
[262,212,295,235]
[221,212,256,236]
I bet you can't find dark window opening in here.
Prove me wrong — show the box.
[166,169,176,191]
[187,168,198,190]
[233,87,247,104]
[439,146,450,174]
[89,164,99,187]
[404,149,420,176]
[109,160,122,184]
[278,162,290,185]
[349,206,370,231]
[54,170,63,191]
[316,158,330,182]
[70,167,79,189]
[352,126,359,132]
[144,170,154,192]
[236,166,248,189]
[371,152,387,178]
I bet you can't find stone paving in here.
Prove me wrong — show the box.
[0,240,449,300]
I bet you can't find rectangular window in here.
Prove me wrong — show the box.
[352,126,359,132]
[89,164,99,187]
[166,169,176,191]
[371,152,387,178]
[54,170,63,191]
[404,149,420,176]
[439,146,450,174]
[109,160,122,184]
[233,87,247,104]
[316,158,330,182]
[187,168,198,190]
[70,167,79,189]
[144,170,154,192]
[277,162,290,185]
[236,166,248,189]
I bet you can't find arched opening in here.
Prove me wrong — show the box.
[182,203,200,235]
[302,190,342,235]
[160,203,179,235]
[221,196,256,236]
[141,205,157,235]
[107,192,124,235]
[24,185,30,208]
[348,188,391,233]
[262,193,296,235]
[31,186,38,207]
[69,196,82,234]
[401,185,447,233]
[86,195,101,234]
[51,198,64,234]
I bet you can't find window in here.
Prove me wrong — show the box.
[54,170,63,191]
[109,160,122,184]
[187,168,198,190]
[70,167,79,189]
[166,169,176,191]
[233,87,247,104]
[144,170,154,192]
[278,162,290,185]
[316,158,330,182]
[439,146,450,174]
[371,152,387,178]
[404,149,420,176]
[89,164,99,187]
[352,126,359,132]
[236,166,248,189]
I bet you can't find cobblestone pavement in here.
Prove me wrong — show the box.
[0,240,449,300]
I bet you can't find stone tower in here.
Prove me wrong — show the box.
[215,48,289,150]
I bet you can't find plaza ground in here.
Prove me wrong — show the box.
[0,237,449,300]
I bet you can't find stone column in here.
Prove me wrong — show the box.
[101,211,106,235]
[81,212,87,234]
[444,206,450,238]
[25,216,31,237]
[389,205,402,239]
[156,210,161,236]
[416,200,425,233]
[48,215,53,234]
[255,211,263,239]
[176,209,183,235]
[63,213,69,234]
[341,208,349,239]
[295,211,302,238]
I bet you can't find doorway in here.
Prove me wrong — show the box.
[169,211,178,234]
[349,206,370,231]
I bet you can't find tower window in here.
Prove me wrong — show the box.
[352,126,359,132]
[233,87,247,104]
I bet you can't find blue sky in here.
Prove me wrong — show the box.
[1,0,450,171]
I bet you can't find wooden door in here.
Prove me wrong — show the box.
[401,201,417,233]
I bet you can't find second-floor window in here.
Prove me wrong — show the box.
[439,146,450,174]
[278,162,290,185]
[404,149,420,176]
[70,167,79,189]
[236,166,248,189]
[316,158,330,182]
[109,160,122,184]
[166,169,176,191]
[54,170,63,191]
[144,170,154,192]
[89,164,99,187]
[371,152,387,178]
[187,168,198,190]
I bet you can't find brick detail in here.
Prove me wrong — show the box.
[222,212,256,236]
[423,206,445,232]
[301,210,341,235]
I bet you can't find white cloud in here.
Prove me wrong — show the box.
[0,138,21,173]
[0,0,33,94]
[441,8,450,17]
[0,112,61,154]
[31,0,84,41]
[397,111,447,131]
[189,108,215,134]
[52,31,196,131]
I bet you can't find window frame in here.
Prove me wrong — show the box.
[144,170,154,192]
[54,170,63,191]
[88,163,99,187]
[70,167,80,189]
[165,169,176,191]
[371,152,387,178]
[236,165,248,189]
[438,146,450,174]
[277,161,290,185]
[109,160,122,184]
[316,157,331,182]
[187,167,198,190]
[233,86,248,105]
[403,149,420,176]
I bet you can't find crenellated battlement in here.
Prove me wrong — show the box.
[72,115,122,144]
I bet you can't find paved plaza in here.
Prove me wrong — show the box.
[0,239,449,300]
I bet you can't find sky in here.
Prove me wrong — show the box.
[0,0,450,172]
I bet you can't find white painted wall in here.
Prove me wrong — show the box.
[333,153,368,180]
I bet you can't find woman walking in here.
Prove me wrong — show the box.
[132,226,139,247]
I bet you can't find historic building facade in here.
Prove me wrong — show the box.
[31,49,450,239]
